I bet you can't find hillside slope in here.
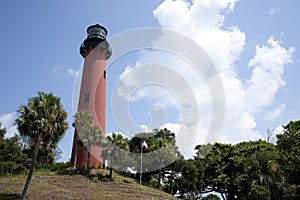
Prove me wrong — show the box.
[0,170,174,200]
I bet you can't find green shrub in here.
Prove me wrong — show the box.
[50,162,69,172]
[248,184,270,200]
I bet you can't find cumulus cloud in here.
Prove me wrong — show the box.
[245,37,294,111]
[112,0,295,156]
[264,103,286,120]
[0,112,19,138]
[152,0,294,144]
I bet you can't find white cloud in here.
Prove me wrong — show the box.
[0,112,19,138]
[67,68,79,77]
[264,103,286,120]
[265,124,285,144]
[52,65,64,79]
[245,37,295,111]
[240,112,256,130]
[239,112,263,141]
[139,125,152,133]
[52,65,79,79]
[273,124,284,135]
[269,7,280,16]
[113,0,295,156]
[153,0,244,73]
[161,122,208,158]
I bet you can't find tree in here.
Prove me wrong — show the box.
[0,126,29,176]
[176,159,205,199]
[277,120,300,155]
[0,125,6,166]
[199,143,233,199]
[276,120,300,198]
[242,151,285,199]
[248,184,270,200]
[129,129,180,187]
[193,140,276,199]
[105,133,130,180]
[74,110,104,172]
[148,137,177,189]
[163,155,185,195]
[0,124,5,136]
[16,92,68,200]
[40,128,64,168]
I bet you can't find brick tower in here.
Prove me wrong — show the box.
[70,24,111,168]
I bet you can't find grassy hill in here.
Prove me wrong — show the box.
[0,169,174,200]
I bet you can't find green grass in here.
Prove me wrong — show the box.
[0,169,174,200]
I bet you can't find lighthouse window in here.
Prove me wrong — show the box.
[84,93,90,102]
[104,71,106,79]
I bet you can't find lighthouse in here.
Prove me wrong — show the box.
[70,24,112,168]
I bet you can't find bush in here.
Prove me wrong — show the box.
[50,162,70,172]
[0,161,27,176]
[248,184,270,200]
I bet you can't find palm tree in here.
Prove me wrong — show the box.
[244,151,285,199]
[74,110,103,172]
[106,133,129,180]
[16,92,68,200]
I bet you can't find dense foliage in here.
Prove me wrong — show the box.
[172,120,300,200]
[106,120,298,200]
[0,126,30,176]
[0,91,299,200]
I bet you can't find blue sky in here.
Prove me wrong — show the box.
[0,0,299,161]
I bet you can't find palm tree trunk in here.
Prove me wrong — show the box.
[109,147,115,181]
[109,154,113,181]
[21,133,42,200]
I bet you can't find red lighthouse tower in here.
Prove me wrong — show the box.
[70,24,112,168]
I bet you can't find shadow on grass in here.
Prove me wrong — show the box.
[0,193,21,200]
